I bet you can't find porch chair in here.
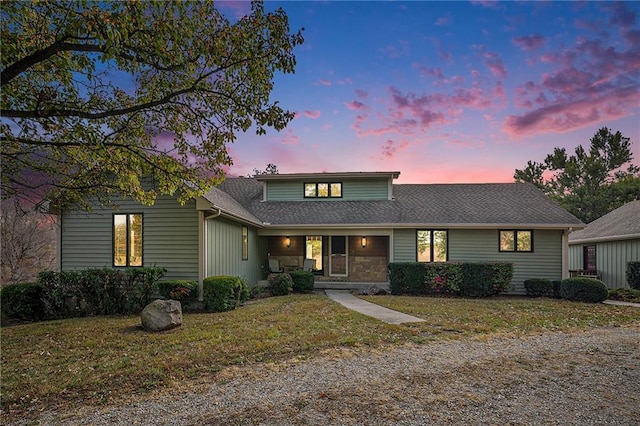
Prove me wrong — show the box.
[302,258,315,272]
[268,258,283,273]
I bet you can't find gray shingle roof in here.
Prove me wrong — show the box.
[201,184,262,225]
[216,178,583,228]
[569,200,640,243]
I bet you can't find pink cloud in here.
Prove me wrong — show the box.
[303,110,321,119]
[483,51,508,78]
[381,139,410,158]
[418,66,445,79]
[355,89,368,99]
[344,100,368,111]
[318,79,331,86]
[512,34,545,51]
[280,129,299,145]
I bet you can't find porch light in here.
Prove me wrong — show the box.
[361,236,367,248]
[285,236,291,248]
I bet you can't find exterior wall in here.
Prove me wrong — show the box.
[569,239,640,288]
[449,229,563,295]
[205,217,264,285]
[266,177,389,201]
[392,229,417,262]
[61,196,199,281]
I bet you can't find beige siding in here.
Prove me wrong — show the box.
[206,217,264,284]
[61,196,199,281]
[569,239,640,288]
[449,229,563,294]
[266,178,389,201]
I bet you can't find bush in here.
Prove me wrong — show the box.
[269,273,293,296]
[626,261,640,290]
[202,276,246,312]
[559,277,609,303]
[607,288,640,303]
[388,263,428,295]
[459,263,513,297]
[37,267,167,318]
[491,263,514,294]
[524,278,553,297]
[552,280,562,299]
[424,263,462,295]
[155,280,198,301]
[0,282,44,322]
[289,270,315,293]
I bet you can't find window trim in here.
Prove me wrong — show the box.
[241,226,249,261]
[498,230,533,253]
[416,229,449,262]
[303,182,343,198]
[112,213,144,267]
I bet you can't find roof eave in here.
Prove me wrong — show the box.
[569,233,640,245]
[261,222,584,230]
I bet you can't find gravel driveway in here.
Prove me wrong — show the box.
[13,325,640,426]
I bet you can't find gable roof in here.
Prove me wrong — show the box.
[568,200,640,244]
[199,184,262,226]
[217,178,583,229]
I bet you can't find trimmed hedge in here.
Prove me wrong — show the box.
[269,273,293,296]
[608,288,640,303]
[559,277,608,303]
[289,270,315,293]
[524,278,553,297]
[0,282,44,322]
[202,275,248,312]
[155,280,198,301]
[627,261,640,290]
[389,262,513,297]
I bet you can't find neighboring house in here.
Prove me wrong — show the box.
[56,171,583,296]
[568,200,640,289]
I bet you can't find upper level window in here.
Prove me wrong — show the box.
[499,230,532,252]
[417,230,448,262]
[304,182,342,198]
[113,214,143,266]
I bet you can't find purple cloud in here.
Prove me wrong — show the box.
[512,34,545,51]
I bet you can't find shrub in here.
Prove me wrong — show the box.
[626,261,640,290]
[491,263,514,294]
[155,280,199,301]
[203,276,246,312]
[552,280,562,299]
[0,282,44,322]
[607,288,640,303]
[458,263,512,297]
[559,277,609,303]
[388,263,428,295]
[269,273,293,296]
[424,263,462,295]
[289,270,315,293]
[524,278,553,297]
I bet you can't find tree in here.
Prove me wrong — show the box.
[1,201,57,285]
[514,127,639,223]
[251,163,279,176]
[1,1,303,209]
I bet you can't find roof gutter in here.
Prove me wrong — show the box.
[569,233,640,245]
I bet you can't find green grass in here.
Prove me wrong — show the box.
[2,294,639,418]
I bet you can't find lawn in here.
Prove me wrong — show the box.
[2,294,639,419]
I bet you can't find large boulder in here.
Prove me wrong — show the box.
[141,299,182,332]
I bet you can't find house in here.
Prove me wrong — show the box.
[568,200,640,289]
[56,171,584,297]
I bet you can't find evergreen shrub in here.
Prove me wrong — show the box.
[269,273,293,296]
[202,275,247,312]
[626,261,640,290]
[0,282,44,322]
[289,270,315,293]
[559,277,608,303]
[524,278,553,297]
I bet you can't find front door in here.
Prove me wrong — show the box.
[330,236,347,276]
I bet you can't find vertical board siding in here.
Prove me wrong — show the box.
[448,229,563,295]
[568,245,582,269]
[596,239,640,288]
[61,196,199,281]
[392,229,417,262]
[206,217,262,284]
[266,178,389,201]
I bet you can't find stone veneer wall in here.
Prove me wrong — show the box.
[348,255,388,282]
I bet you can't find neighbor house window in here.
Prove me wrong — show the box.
[303,182,342,198]
[499,230,533,252]
[583,245,596,271]
[417,230,448,262]
[242,226,248,260]
[113,214,143,266]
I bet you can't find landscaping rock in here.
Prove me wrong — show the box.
[141,299,182,332]
[358,285,388,296]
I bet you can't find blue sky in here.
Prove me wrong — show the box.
[222,1,639,183]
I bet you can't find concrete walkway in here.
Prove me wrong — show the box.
[325,290,425,325]
[603,299,640,307]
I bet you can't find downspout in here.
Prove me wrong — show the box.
[199,207,222,302]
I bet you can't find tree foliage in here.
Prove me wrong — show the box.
[251,163,279,176]
[514,127,639,223]
[1,0,303,208]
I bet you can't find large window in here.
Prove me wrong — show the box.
[499,230,533,252]
[113,214,143,267]
[304,182,342,198]
[417,230,448,262]
[242,226,248,260]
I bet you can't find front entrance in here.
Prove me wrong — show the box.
[330,235,348,276]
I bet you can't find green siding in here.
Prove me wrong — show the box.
[449,229,563,294]
[393,229,417,262]
[569,239,640,288]
[61,196,199,281]
[266,178,389,201]
[206,217,264,284]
